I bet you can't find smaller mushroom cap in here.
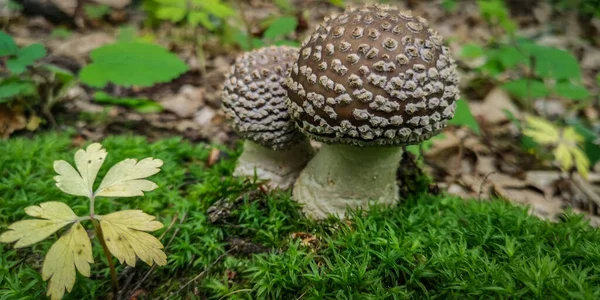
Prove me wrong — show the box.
[285,4,460,147]
[222,46,303,150]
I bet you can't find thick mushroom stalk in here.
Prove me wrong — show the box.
[222,46,314,190]
[234,139,314,190]
[285,4,460,218]
[293,144,402,219]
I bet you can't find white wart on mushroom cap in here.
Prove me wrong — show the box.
[223,46,304,150]
[285,4,460,147]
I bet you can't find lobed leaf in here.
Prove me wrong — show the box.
[0,202,78,248]
[0,80,36,102]
[98,210,166,267]
[263,16,298,40]
[503,79,549,99]
[53,143,107,197]
[42,222,93,300]
[95,157,163,197]
[523,116,560,145]
[6,43,46,74]
[0,30,18,56]
[79,42,188,88]
[448,99,481,135]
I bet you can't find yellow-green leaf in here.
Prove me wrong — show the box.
[95,157,163,197]
[98,210,166,267]
[572,147,590,179]
[53,143,107,197]
[523,115,560,145]
[42,222,93,300]
[562,127,585,144]
[0,202,78,248]
[553,143,573,171]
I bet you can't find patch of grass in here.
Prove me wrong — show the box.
[1,133,600,299]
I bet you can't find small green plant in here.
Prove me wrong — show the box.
[0,31,76,129]
[235,15,299,50]
[0,143,167,300]
[93,91,163,113]
[50,27,73,39]
[148,0,234,30]
[476,0,517,35]
[448,99,481,135]
[84,4,111,20]
[523,115,590,178]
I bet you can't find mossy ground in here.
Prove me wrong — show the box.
[1,133,600,300]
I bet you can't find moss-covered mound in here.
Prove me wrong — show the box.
[1,133,599,299]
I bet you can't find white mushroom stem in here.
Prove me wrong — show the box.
[234,139,315,190]
[292,144,403,219]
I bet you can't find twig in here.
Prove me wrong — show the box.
[572,174,600,209]
[168,247,238,299]
[478,171,497,201]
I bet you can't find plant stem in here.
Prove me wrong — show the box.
[90,195,119,294]
[92,218,120,295]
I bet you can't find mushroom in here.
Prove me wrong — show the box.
[222,46,315,190]
[285,4,460,218]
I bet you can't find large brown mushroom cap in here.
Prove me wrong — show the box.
[285,4,460,147]
[222,46,304,150]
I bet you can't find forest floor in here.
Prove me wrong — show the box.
[3,0,599,224]
[1,0,600,298]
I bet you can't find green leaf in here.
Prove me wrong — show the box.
[503,79,549,99]
[263,16,298,40]
[155,7,186,22]
[79,42,188,88]
[567,120,600,166]
[18,43,46,62]
[328,0,345,7]
[554,81,590,100]
[441,0,457,12]
[0,80,36,102]
[274,40,300,47]
[6,43,46,74]
[198,0,234,18]
[84,4,111,19]
[518,41,581,80]
[0,31,18,56]
[448,99,481,135]
[117,26,137,43]
[51,27,72,39]
[188,11,214,30]
[496,45,527,69]
[460,43,484,59]
[93,91,163,113]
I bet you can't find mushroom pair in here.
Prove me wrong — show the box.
[223,4,459,219]
[221,46,314,190]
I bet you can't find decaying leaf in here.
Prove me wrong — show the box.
[523,116,590,178]
[0,104,27,139]
[98,210,166,267]
[0,202,78,248]
[95,158,163,197]
[42,222,93,300]
[53,143,107,197]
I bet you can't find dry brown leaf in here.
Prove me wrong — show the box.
[0,105,27,139]
[194,107,216,126]
[47,32,115,63]
[159,85,205,118]
[470,87,520,125]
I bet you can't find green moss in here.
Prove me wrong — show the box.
[1,133,599,300]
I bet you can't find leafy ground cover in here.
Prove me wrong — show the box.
[1,133,599,299]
